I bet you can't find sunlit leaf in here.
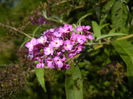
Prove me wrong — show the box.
[92,21,101,38]
[96,33,126,41]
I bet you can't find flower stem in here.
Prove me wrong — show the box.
[94,33,133,50]
[71,33,133,60]
[0,22,32,39]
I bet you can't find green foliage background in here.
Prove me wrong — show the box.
[0,0,133,99]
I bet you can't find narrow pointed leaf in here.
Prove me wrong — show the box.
[100,23,109,29]
[35,68,46,92]
[32,26,40,37]
[111,0,129,33]
[92,21,101,38]
[77,13,92,25]
[65,66,83,99]
[109,28,116,34]
[96,33,126,41]
[112,40,133,87]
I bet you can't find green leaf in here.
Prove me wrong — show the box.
[92,21,101,38]
[102,0,115,12]
[35,68,46,92]
[96,33,126,41]
[109,28,116,34]
[65,66,83,99]
[111,0,132,88]
[100,0,115,24]
[111,0,129,33]
[42,10,47,18]
[100,23,109,29]
[32,26,40,37]
[77,12,92,25]
[112,40,133,87]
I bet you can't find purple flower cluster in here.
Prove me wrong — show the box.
[25,24,94,69]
